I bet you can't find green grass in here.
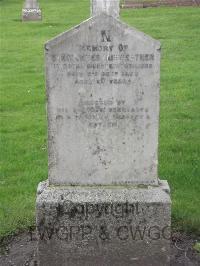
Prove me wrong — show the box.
[193,242,200,252]
[0,0,200,237]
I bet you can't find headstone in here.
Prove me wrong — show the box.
[46,14,159,187]
[36,1,171,265]
[22,0,42,21]
[91,0,120,18]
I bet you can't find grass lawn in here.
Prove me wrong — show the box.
[0,0,200,238]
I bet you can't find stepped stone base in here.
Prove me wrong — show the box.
[22,8,42,21]
[36,180,171,266]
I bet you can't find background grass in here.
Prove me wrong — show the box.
[0,0,200,237]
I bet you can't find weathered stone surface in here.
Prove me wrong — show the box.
[36,181,171,266]
[46,14,160,186]
[91,0,120,18]
[36,7,171,265]
[22,0,42,21]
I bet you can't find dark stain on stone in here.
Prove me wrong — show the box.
[69,205,84,218]
[56,203,64,217]
[75,25,80,30]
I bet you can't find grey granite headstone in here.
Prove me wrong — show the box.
[46,14,160,186]
[22,0,42,21]
[91,0,120,18]
[36,3,171,265]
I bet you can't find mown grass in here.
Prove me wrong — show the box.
[121,7,200,234]
[0,0,200,237]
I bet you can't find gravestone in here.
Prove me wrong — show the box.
[36,1,171,265]
[22,0,42,21]
[91,0,120,18]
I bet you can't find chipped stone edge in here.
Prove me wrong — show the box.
[37,180,49,195]
[159,179,171,194]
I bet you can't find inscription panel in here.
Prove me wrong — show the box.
[46,14,160,185]
[38,202,171,243]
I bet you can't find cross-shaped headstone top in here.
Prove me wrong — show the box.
[91,0,120,18]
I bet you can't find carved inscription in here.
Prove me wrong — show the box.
[46,16,160,185]
[53,30,154,129]
[51,47,154,86]
[38,202,171,242]
[57,100,150,129]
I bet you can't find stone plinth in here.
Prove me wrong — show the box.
[36,180,171,266]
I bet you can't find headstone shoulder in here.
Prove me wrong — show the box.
[45,13,160,50]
